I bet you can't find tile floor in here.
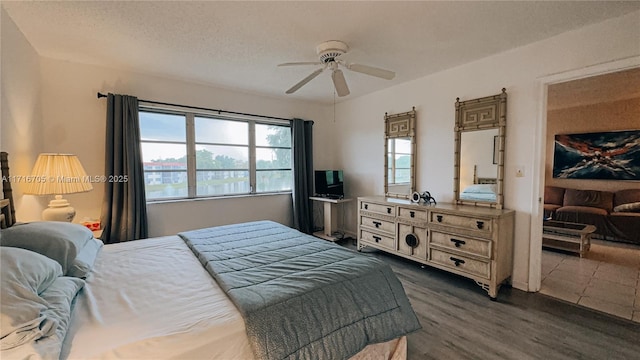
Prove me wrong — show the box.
[540,239,640,323]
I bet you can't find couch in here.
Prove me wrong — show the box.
[544,186,640,245]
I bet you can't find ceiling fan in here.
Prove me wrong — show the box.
[279,40,395,97]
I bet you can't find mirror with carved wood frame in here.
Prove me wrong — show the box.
[454,89,507,209]
[384,108,416,199]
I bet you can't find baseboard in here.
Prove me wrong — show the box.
[511,280,529,292]
[343,229,357,239]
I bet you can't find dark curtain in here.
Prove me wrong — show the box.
[99,94,148,243]
[291,118,314,234]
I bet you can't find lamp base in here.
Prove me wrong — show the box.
[42,195,76,222]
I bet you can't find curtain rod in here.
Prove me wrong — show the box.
[96,92,293,122]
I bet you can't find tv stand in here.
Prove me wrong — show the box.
[324,194,343,200]
[309,196,353,242]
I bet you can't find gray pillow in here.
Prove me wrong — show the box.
[0,247,62,350]
[67,238,104,278]
[0,222,93,274]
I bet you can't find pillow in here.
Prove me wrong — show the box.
[462,184,496,194]
[0,247,62,349]
[1,276,85,359]
[0,222,93,274]
[67,238,104,278]
[613,201,640,213]
[27,276,85,359]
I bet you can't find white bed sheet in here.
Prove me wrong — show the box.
[62,235,406,360]
[62,235,254,360]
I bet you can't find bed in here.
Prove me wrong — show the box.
[459,165,497,202]
[0,152,420,360]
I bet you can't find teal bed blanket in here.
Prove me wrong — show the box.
[179,220,420,360]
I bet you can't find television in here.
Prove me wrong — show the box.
[314,170,344,198]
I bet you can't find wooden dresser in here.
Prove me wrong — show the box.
[357,196,515,299]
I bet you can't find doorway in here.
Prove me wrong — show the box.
[534,65,640,322]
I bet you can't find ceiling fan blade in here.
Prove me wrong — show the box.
[332,69,350,97]
[285,68,324,94]
[278,62,322,67]
[347,63,395,80]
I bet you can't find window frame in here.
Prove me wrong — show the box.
[139,105,292,201]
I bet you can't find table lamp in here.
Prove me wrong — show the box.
[24,153,93,222]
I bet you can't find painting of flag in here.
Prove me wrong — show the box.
[553,130,640,180]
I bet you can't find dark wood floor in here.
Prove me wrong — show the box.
[337,239,640,360]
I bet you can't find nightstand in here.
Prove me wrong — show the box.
[92,229,103,238]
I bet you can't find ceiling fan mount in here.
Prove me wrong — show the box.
[316,40,349,63]
[279,40,395,97]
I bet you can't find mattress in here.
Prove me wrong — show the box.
[62,235,254,359]
[61,234,407,359]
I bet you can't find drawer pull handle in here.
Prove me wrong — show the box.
[476,221,484,230]
[450,238,466,248]
[436,215,443,222]
[387,207,392,214]
[449,257,465,267]
[364,204,369,210]
[409,211,415,218]
[372,221,382,228]
[373,235,381,243]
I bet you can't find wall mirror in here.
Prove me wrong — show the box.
[385,107,416,199]
[454,89,507,209]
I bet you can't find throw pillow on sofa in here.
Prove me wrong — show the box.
[613,202,640,213]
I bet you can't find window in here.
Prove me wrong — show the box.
[140,109,292,200]
[255,123,292,192]
[387,138,411,185]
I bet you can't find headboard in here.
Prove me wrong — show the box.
[473,165,497,185]
[1,152,16,228]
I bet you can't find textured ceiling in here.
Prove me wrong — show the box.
[3,1,640,104]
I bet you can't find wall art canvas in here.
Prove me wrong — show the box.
[553,130,640,180]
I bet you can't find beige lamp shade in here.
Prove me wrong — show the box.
[24,153,93,222]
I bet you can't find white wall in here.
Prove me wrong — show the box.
[8,56,334,235]
[333,11,640,291]
[0,8,45,220]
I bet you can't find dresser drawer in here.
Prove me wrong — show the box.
[398,207,427,222]
[429,248,490,279]
[361,201,395,216]
[430,231,492,259]
[429,211,492,234]
[360,216,395,233]
[360,229,395,250]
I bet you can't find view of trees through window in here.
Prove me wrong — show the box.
[140,110,292,200]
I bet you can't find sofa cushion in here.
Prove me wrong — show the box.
[563,189,613,212]
[556,205,608,216]
[613,189,640,208]
[544,186,565,206]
